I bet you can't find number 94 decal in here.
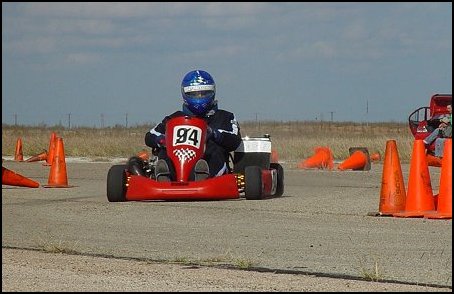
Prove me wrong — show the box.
[172,126,202,149]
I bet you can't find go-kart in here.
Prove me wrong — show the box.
[408,93,452,166]
[107,116,284,202]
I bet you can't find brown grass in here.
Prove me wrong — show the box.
[2,121,414,162]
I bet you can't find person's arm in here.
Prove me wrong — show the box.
[209,112,242,152]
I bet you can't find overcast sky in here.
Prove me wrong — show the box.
[2,2,452,127]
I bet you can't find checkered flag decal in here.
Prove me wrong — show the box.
[173,148,197,162]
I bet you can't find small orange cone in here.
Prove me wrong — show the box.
[297,146,334,169]
[14,138,24,161]
[2,166,40,188]
[369,140,406,216]
[425,139,452,219]
[271,149,279,163]
[370,152,381,162]
[338,148,370,171]
[137,150,150,161]
[43,137,72,188]
[25,150,48,163]
[394,140,435,218]
[44,132,57,166]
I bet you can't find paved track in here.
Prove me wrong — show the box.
[2,160,452,290]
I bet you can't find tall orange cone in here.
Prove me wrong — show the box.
[297,146,334,169]
[425,139,452,219]
[44,132,57,166]
[43,137,72,188]
[394,140,435,218]
[271,149,279,163]
[14,138,24,161]
[369,140,406,216]
[337,148,370,171]
[2,166,40,188]
[25,150,48,163]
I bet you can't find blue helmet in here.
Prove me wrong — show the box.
[181,70,216,115]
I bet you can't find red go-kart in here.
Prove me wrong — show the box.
[107,116,284,201]
[408,93,452,166]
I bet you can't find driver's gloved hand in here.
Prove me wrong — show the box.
[155,135,166,147]
[207,127,222,144]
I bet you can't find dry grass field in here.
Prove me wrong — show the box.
[2,121,414,163]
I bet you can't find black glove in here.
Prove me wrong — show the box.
[155,135,166,147]
[207,127,222,143]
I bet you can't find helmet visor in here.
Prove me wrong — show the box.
[185,90,215,99]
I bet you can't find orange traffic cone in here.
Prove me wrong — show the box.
[394,140,435,218]
[271,149,279,163]
[14,138,24,161]
[43,137,72,188]
[425,139,452,219]
[25,150,48,163]
[338,148,370,171]
[370,152,381,162]
[370,140,406,216]
[44,132,57,166]
[2,166,40,188]
[137,150,150,161]
[297,146,334,169]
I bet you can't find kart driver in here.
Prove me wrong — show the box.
[141,69,242,181]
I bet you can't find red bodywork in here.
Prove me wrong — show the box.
[122,116,275,201]
[125,174,240,201]
[408,94,452,165]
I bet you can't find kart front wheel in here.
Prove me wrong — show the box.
[107,165,127,202]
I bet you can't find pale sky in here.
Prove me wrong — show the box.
[2,2,452,127]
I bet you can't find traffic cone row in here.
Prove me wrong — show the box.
[297,146,376,171]
[372,139,451,219]
[4,133,72,189]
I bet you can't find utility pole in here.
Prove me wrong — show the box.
[101,113,104,128]
[329,111,335,122]
[14,114,17,126]
[366,99,369,127]
[125,113,128,128]
[68,113,71,129]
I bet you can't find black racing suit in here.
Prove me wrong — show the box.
[145,103,242,178]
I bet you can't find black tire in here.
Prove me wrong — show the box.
[270,163,284,197]
[107,165,127,202]
[244,166,263,200]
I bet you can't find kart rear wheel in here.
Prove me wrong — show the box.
[270,163,284,197]
[244,166,263,200]
[107,165,127,202]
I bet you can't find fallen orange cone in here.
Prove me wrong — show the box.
[297,146,333,169]
[2,166,40,188]
[338,147,371,171]
[25,150,48,163]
